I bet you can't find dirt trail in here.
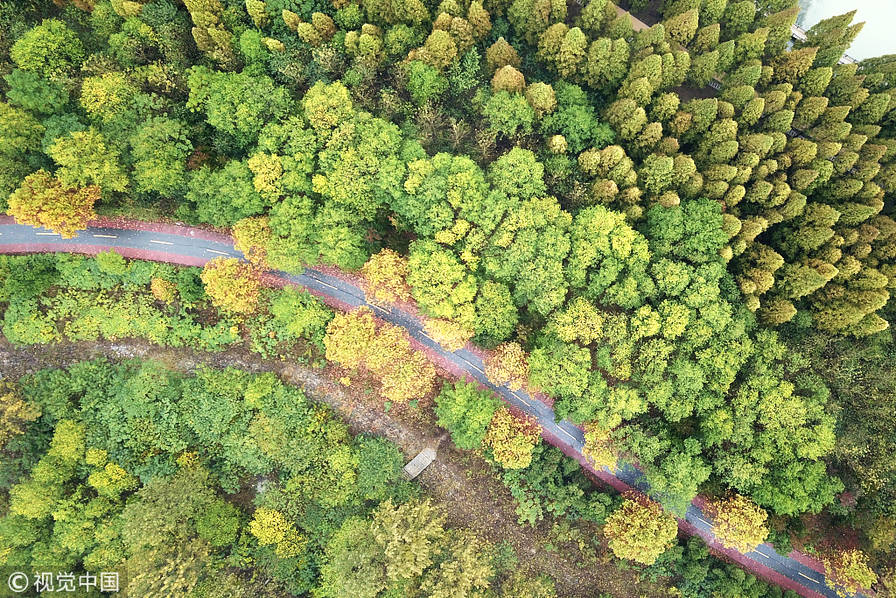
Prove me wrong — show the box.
[0,338,666,598]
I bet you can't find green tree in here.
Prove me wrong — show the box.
[185,161,264,227]
[187,66,292,148]
[419,530,493,598]
[312,111,410,226]
[474,280,518,344]
[129,117,193,197]
[195,498,240,547]
[121,467,219,595]
[269,287,333,344]
[355,435,411,502]
[565,205,653,307]
[10,19,85,79]
[721,1,755,39]
[362,0,429,26]
[499,571,558,597]
[434,381,501,450]
[798,11,862,68]
[406,60,449,105]
[372,498,447,581]
[302,81,354,132]
[49,129,129,196]
[541,83,614,153]
[771,47,818,84]
[3,69,69,114]
[483,90,536,137]
[0,103,44,201]
[664,9,699,46]
[407,240,478,328]
[317,516,388,598]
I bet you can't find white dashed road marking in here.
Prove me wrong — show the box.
[149,239,174,245]
[514,394,533,407]
[466,362,485,375]
[304,275,342,292]
[798,572,818,583]
[92,234,118,238]
[35,232,59,236]
[315,280,340,291]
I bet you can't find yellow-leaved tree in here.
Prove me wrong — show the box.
[0,381,41,449]
[7,170,98,238]
[484,407,540,469]
[603,493,678,565]
[423,317,474,351]
[324,308,435,402]
[200,257,261,315]
[361,248,412,303]
[582,424,617,470]
[704,493,768,553]
[249,507,306,558]
[485,342,529,390]
[232,215,272,267]
[822,549,878,597]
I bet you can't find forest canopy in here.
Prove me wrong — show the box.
[2,0,896,593]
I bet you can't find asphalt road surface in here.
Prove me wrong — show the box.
[0,221,857,598]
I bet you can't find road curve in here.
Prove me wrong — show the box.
[0,218,856,598]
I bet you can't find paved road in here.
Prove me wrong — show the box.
[0,221,856,598]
